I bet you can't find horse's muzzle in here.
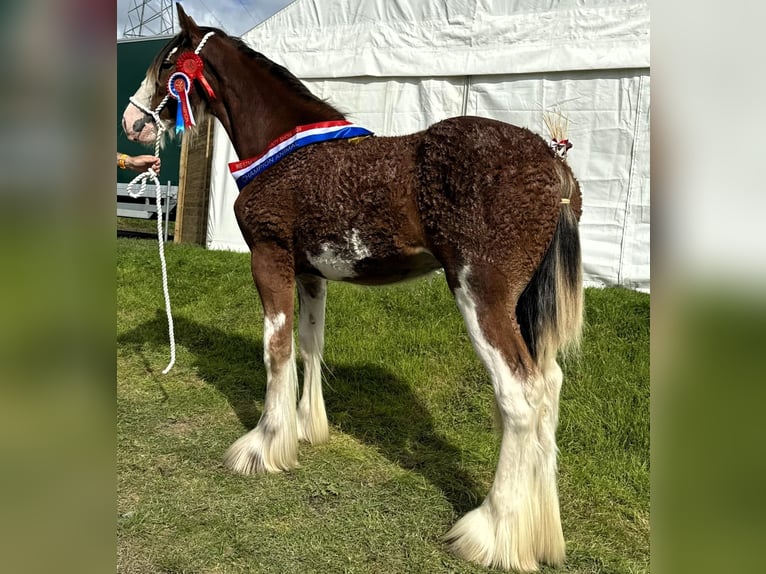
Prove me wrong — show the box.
[122,103,157,143]
[131,113,154,135]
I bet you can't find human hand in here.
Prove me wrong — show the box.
[128,154,161,173]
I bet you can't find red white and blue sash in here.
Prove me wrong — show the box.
[228,120,373,190]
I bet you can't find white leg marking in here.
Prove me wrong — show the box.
[296,279,329,444]
[445,267,558,572]
[533,358,565,566]
[224,312,299,474]
[263,313,286,372]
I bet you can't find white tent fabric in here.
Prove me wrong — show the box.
[206,0,650,291]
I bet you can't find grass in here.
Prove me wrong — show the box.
[117,216,175,238]
[117,238,649,574]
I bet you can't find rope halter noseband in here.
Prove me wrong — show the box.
[124,31,215,375]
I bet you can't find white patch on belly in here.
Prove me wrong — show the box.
[307,229,371,280]
[308,245,354,280]
[347,229,371,259]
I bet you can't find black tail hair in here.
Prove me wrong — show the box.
[516,168,583,365]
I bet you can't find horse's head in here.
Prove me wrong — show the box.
[122,4,220,145]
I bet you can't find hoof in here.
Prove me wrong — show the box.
[223,425,298,474]
[297,410,329,445]
[445,505,541,572]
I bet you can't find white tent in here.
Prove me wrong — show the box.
[206,0,650,291]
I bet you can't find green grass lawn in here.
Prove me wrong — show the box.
[117,238,649,573]
[117,216,175,237]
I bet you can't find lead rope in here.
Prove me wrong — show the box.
[125,31,215,374]
[126,97,176,374]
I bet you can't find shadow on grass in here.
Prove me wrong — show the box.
[119,312,483,514]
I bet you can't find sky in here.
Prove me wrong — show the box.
[117,0,295,39]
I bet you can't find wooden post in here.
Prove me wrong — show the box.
[174,117,214,245]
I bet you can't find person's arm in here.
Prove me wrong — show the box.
[117,153,161,173]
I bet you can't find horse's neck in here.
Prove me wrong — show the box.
[207,47,343,160]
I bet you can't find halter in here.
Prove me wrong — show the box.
[124,31,215,375]
[128,31,216,134]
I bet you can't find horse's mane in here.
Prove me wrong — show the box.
[149,28,335,110]
[227,36,323,105]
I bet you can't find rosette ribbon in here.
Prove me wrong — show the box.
[167,72,195,134]
[176,52,216,100]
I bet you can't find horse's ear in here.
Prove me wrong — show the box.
[176,3,199,34]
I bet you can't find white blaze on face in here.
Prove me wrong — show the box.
[122,76,159,143]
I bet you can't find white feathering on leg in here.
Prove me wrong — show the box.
[297,279,330,444]
[445,268,562,572]
[224,313,299,474]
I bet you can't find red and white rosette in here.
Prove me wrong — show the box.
[167,71,195,133]
[176,52,216,100]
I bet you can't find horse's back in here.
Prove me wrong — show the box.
[418,116,563,196]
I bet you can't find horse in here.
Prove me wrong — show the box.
[121,5,583,572]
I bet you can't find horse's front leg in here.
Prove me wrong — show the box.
[224,248,299,474]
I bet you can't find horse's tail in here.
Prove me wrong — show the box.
[517,159,583,366]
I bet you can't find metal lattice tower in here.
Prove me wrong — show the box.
[123,0,175,38]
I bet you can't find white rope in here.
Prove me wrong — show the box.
[125,118,176,375]
[123,31,216,375]
[195,32,215,54]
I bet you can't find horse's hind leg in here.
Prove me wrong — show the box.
[444,265,563,572]
[296,275,329,444]
[533,355,566,566]
[224,249,299,473]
